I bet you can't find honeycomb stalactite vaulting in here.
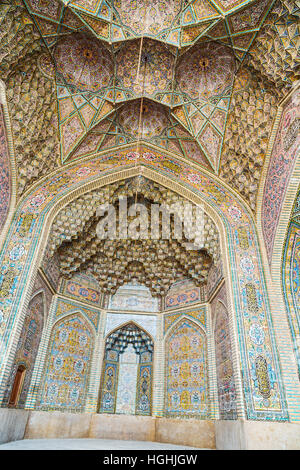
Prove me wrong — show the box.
[246,0,300,92]
[0,3,60,196]
[0,0,298,206]
[4,51,60,196]
[220,68,281,211]
[46,177,220,297]
[0,3,41,78]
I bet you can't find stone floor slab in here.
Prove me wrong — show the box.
[0,438,204,450]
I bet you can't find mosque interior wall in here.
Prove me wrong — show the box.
[0,0,299,450]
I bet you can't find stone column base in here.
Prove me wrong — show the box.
[215,420,300,450]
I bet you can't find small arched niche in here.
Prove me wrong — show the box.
[37,313,95,412]
[8,364,27,408]
[99,322,154,416]
[2,291,46,408]
[165,318,209,418]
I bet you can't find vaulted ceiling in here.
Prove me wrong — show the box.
[46,176,220,296]
[0,0,299,210]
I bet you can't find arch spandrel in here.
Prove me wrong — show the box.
[104,319,156,345]
[52,309,98,336]
[53,296,101,333]
[163,310,207,339]
[0,144,288,420]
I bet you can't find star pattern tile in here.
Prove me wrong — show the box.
[16,0,278,171]
[0,0,298,211]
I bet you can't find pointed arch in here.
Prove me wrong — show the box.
[29,289,47,327]
[255,87,300,422]
[257,87,300,267]
[1,289,46,408]
[164,311,206,339]
[165,317,209,418]
[0,147,292,420]
[211,298,227,332]
[212,298,238,420]
[37,311,95,411]
[99,321,154,416]
[105,318,156,343]
[53,308,98,336]
[8,363,27,408]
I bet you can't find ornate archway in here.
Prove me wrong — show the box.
[1,290,46,409]
[0,145,290,420]
[99,322,154,416]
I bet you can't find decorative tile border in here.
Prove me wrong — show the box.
[60,273,102,306]
[261,88,300,265]
[282,220,300,377]
[256,87,300,423]
[0,104,11,234]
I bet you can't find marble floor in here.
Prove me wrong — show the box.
[0,438,203,450]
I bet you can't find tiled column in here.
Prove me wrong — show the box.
[206,303,219,419]
[152,313,164,417]
[85,311,107,413]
